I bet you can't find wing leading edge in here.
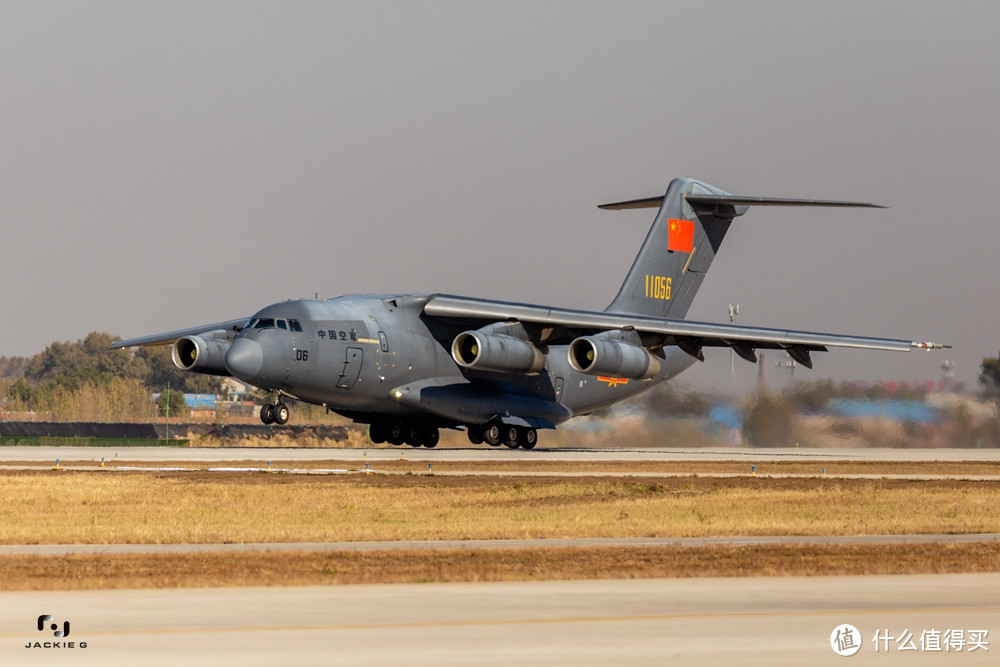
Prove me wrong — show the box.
[423,295,948,368]
[110,318,248,349]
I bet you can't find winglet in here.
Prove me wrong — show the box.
[910,341,951,350]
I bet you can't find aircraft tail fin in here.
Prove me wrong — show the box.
[602,178,882,320]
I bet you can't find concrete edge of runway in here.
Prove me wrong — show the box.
[3,533,1000,557]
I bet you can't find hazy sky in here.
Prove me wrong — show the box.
[2,1,997,392]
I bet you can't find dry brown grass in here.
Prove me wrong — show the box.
[3,464,999,591]
[2,542,999,591]
[2,471,998,545]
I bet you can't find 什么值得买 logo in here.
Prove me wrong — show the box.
[831,624,862,657]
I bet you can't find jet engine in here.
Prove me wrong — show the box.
[451,330,545,374]
[172,335,232,376]
[568,334,660,380]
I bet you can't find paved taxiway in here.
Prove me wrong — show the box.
[3,574,997,666]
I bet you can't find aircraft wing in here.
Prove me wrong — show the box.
[110,318,249,349]
[423,295,948,368]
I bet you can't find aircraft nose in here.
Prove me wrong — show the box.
[226,337,264,380]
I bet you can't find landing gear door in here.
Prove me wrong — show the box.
[337,347,363,389]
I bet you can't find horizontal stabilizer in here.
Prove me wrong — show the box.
[685,194,885,209]
[599,194,885,211]
[598,197,665,210]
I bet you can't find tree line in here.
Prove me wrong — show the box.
[0,332,223,421]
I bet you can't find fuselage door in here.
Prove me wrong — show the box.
[337,347,363,389]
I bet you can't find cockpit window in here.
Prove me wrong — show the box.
[244,317,299,331]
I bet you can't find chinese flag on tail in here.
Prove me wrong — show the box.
[667,218,695,252]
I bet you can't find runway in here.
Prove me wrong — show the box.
[3,445,1000,463]
[2,574,997,665]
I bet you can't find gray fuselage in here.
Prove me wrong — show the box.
[229,294,695,428]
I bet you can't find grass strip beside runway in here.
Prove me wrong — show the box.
[2,542,1000,591]
[2,470,999,543]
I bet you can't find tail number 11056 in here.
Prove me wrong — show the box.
[645,275,672,300]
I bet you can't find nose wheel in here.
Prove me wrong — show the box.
[260,401,290,425]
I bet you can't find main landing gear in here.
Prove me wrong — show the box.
[366,419,537,450]
[369,421,440,448]
[468,421,537,449]
[260,401,290,425]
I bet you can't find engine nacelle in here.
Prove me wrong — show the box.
[451,331,545,374]
[568,335,660,380]
[171,335,232,376]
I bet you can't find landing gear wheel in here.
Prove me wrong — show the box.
[520,427,537,450]
[369,422,387,444]
[260,404,275,425]
[388,423,405,446]
[272,403,290,425]
[502,425,521,449]
[482,423,502,447]
[405,425,422,447]
[467,426,483,445]
[421,428,440,448]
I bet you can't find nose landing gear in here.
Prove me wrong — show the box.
[260,400,290,425]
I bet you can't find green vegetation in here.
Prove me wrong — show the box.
[0,332,224,421]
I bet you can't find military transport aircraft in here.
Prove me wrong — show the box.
[111,177,948,449]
